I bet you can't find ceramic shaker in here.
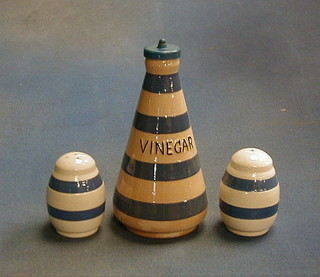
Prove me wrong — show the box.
[113,39,208,238]
[47,152,106,238]
[219,148,280,236]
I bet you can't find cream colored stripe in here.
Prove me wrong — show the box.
[49,215,104,234]
[125,127,198,164]
[145,59,180,75]
[116,169,206,203]
[114,207,207,233]
[136,89,187,117]
[219,183,280,208]
[52,168,99,182]
[47,184,106,211]
[221,212,277,232]
[226,166,276,181]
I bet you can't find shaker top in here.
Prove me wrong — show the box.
[52,152,99,181]
[144,39,181,60]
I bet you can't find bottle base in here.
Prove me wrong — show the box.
[126,226,197,239]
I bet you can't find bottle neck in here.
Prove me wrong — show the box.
[145,58,180,75]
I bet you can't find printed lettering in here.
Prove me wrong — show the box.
[188,136,194,149]
[139,136,194,155]
[156,141,164,155]
[140,139,149,153]
[174,140,182,153]
[166,140,173,155]
[182,139,189,152]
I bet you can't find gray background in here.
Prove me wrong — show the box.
[1,1,319,276]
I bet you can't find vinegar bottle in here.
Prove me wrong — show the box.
[113,39,208,238]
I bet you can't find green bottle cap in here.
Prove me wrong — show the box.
[144,39,181,60]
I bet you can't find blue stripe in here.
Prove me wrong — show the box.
[133,111,190,134]
[47,203,105,221]
[222,172,278,192]
[121,153,200,181]
[49,174,103,193]
[219,199,278,220]
[114,190,207,221]
[143,73,181,93]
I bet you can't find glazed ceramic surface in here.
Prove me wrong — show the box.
[113,39,208,238]
[47,152,106,238]
[219,148,280,237]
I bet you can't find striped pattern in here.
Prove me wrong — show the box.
[114,66,207,226]
[126,128,197,164]
[222,172,278,192]
[121,153,200,181]
[219,182,279,208]
[116,169,206,204]
[219,199,278,220]
[133,111,190,134]
[48,174,103,193]
[143,73,181,93]
[47,183,106,211]
[48,202,105,221]
[114,190,207,221]
[137,90,187,117]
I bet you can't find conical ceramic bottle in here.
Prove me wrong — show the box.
[113,39,208,238]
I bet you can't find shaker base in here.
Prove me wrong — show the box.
[225,226,269,237]
[56,227,98,238]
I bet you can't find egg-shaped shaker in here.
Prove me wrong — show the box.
[47,152,106,238]
[219,148,280,237]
